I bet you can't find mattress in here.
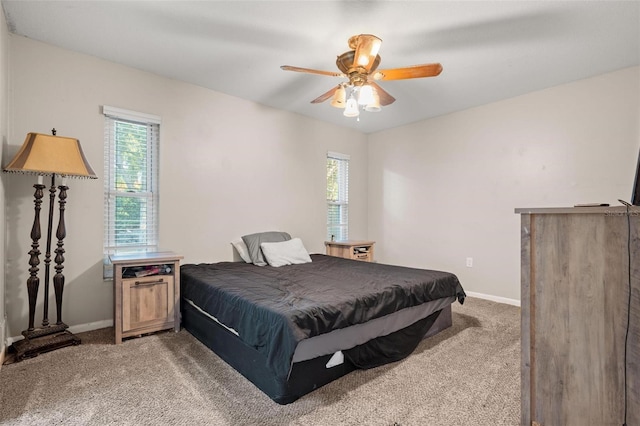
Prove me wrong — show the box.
[181,254,465,382]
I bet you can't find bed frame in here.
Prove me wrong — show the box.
[181,300,452,404]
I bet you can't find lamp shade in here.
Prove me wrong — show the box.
[343,96,360,117]
[365,88,381,112]
[353,34,382,70]
[3,133,97,179]
[358,84,375,106]
[330,85,347,108]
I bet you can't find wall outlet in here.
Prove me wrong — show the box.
[466,257,473,267]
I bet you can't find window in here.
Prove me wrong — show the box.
[103,106,161,278]
[326,151,349,241]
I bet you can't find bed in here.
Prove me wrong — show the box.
[181,243,465,404]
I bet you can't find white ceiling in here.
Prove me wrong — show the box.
[2,1,639,134]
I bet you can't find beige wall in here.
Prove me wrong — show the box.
[3,33,639,340]
[4,36,368,338]
[0,5,8,360]
[368,66,640,302]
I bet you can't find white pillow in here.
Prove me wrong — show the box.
[231,239,252,263]
[260,238,312,267]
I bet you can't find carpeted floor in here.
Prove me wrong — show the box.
[0,297,520,425]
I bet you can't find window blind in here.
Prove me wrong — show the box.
[327,151,350,241]
[103,106,161,278]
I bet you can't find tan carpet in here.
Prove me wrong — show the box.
[0,297,520,425]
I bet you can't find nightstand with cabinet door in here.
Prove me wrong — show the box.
[110,251,183,344]
[324,240,375,262]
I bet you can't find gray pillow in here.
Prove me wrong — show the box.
[242,231,291,266]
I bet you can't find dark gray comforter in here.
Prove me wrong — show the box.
[181,254,465,382]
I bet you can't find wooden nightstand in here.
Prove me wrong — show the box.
[110,251,183,344]
[324,240,375,262]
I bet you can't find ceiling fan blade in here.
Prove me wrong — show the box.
[311,86,339,104]
[373,63,443,81]
[370,82,395,106]
[351,34,382,72]
[281,65,344,78]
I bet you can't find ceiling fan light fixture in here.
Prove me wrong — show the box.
[365,89,381,112]
[353,34,382,70]
[358,84,375,106]
[281,33,441,116]
[330,85,346,108]
[343,95,359,117]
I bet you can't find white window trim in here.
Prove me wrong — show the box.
[103,105,161,125]
[327,151,350,241]
[102,106,161,278]
[328,151,350,161]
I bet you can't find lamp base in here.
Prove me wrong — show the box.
[11,329,81,361]
[22,322,68,339]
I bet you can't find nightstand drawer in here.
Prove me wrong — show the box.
[354,253,370,261]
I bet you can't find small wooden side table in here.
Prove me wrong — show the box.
[324,240,375,262]
[110,251,183,344]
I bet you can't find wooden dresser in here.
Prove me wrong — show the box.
[516,206,639,426]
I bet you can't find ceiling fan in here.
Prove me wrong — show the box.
[281,34,442,118]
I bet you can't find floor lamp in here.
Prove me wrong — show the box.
[4,130,97,360]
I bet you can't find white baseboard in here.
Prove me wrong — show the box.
[465,291,521,307]
[6,319,113,346]
[68,319,113,335]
